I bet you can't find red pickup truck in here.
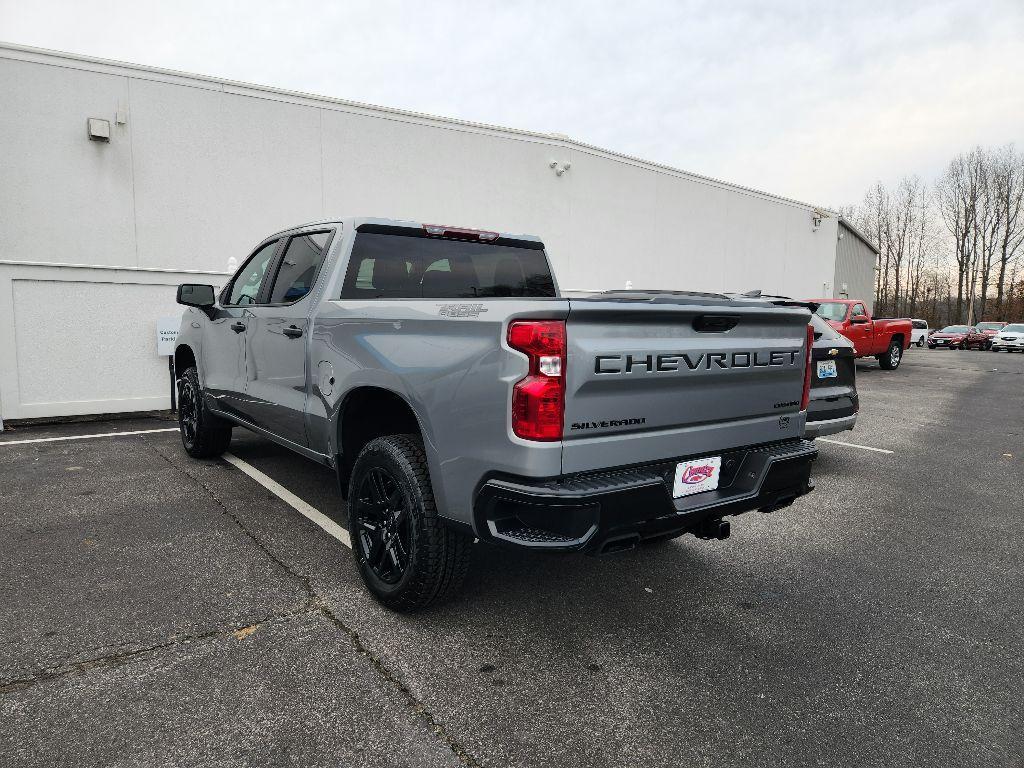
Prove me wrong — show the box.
[807,299,913,370]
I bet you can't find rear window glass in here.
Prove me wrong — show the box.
[814,302,848,322]
[340,232,556,299]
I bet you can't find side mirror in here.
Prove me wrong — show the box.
[850,314,869,324]
[177,284,216,310]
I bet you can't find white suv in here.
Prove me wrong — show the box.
[991,323,1024,352]
[911,319,929,347]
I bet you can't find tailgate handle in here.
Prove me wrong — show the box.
[693,314,739,333]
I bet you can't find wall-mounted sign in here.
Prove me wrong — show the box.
[157,316,180,356]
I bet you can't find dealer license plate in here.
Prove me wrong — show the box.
[672,455,722,498]
[817,360,838,379]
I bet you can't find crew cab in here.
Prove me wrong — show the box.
[809,299,912,370]
[174,218,818,610]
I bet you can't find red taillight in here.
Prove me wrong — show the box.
[800,323,814,411]
[508,320,566,441]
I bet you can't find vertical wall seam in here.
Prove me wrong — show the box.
[319,108,326,218]
[126,75,140,268]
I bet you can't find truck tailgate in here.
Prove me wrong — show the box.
[562,296,811,474]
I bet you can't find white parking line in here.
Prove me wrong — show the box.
[817,438,894,455]
[222,452,352,548]
[0,427,179,446]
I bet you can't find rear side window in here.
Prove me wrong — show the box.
[267,230,333,304]
[912,320,927,329]
[228,240,279,305]
[340,231,556,299]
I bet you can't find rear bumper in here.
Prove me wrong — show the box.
[473,439,817,554]
[805,392,857,437]
[805,414,857,437]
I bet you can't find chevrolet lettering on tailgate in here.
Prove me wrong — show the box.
[595,350,801,374]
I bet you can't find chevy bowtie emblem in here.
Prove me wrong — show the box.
[828,348,839,356]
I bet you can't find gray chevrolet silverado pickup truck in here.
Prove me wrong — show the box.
[174,218,818,610]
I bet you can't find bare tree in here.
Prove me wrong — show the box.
[992,145,1024,316]
[936,151,983,322]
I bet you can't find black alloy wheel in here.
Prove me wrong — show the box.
[347,434,472,610]
[354,466,412,585]
[179,377,199,449]
[177,366,232,458]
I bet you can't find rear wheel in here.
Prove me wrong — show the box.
[178,366,232,458]
[916,339,924,348]
[348,435,472,611]
[878,340,903,370]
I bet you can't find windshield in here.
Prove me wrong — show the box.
[814,302,848,322]
[976,322,1005,331]
[940,326,970,333]
[1001,324,1024,333]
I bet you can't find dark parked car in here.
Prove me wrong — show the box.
[805,314,858,438]
[928,325,989,350]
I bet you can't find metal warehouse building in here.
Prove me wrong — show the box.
[0,43,877,425]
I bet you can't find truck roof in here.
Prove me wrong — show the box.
[267,217,545,244]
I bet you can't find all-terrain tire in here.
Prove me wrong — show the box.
[878,340,903,370]
[178,366,233,458]
[348,434,472,611]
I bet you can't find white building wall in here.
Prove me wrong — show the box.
[0,43,838,422]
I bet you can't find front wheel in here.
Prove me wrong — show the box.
[878,340,903,370]
[178,366,232,458]
[348,435,472,611]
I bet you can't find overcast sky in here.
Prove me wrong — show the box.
[2,0,1021,207]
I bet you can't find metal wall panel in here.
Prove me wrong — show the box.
[833,222,878,312]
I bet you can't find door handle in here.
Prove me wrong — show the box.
[283,325,303,339]
[230,321,246,333]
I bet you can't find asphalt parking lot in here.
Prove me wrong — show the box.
[1,347,1022,768]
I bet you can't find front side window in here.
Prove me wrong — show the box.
[340,231,556,300]
[267,230,333,304]
[228,240,278,305]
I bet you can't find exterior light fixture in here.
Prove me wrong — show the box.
[549,159,571,177]
[87,118,110,142]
